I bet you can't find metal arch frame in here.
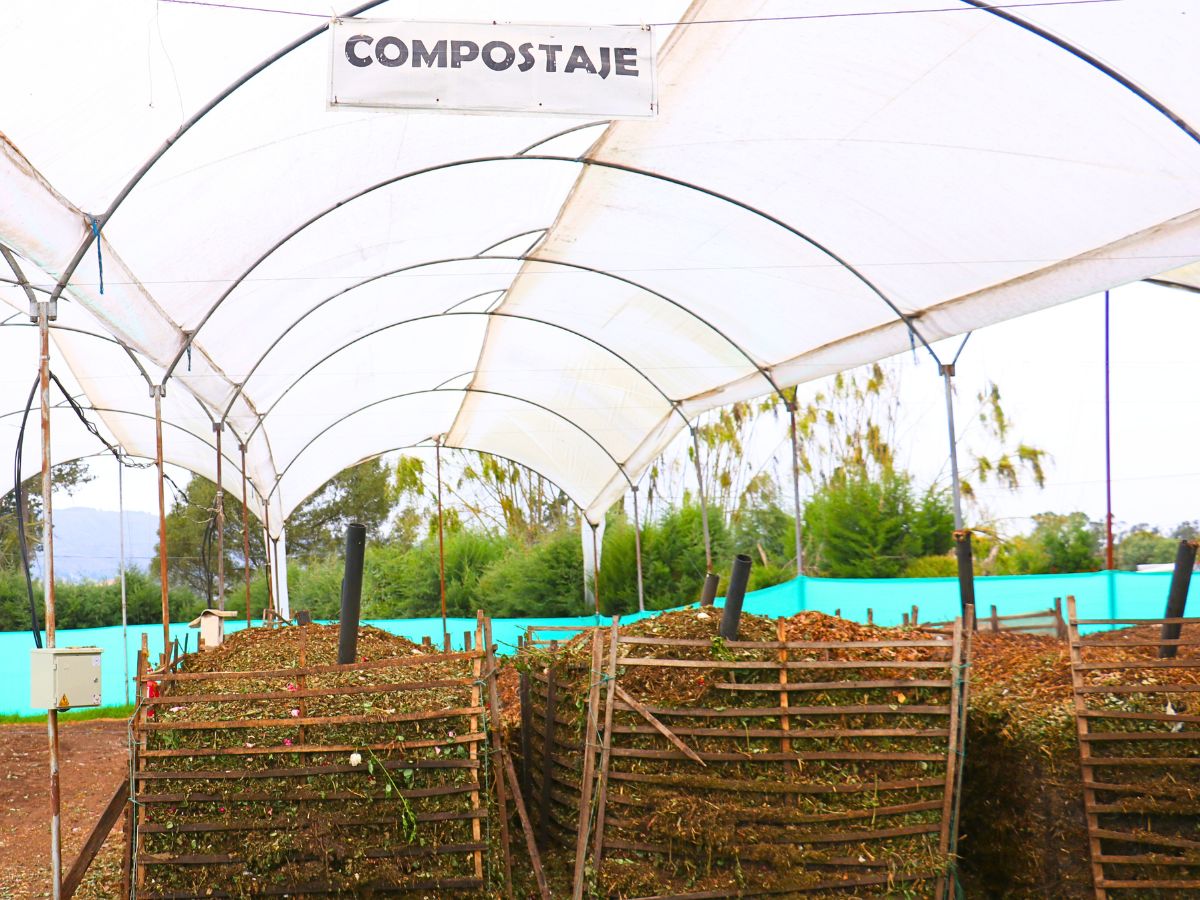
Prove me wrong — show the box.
[263,387,631,505]
[0,319,155,388]
[516,121,611,157]
[475,229,547,257]
[224,307,690,429]
[44,0,394,307]
[260,384,633,489]
[77,406,271,508]
[443,289,506,313]
[0,399,268,507]
[35,0,1200,385]
[160,153,923,398]
[0,246,39,309]
[0,304,260,458]
[960,0,1200,148]
[209,249,773,425]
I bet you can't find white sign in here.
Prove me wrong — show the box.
[330,19,657,118]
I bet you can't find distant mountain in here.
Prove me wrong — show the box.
[43,507,159,582]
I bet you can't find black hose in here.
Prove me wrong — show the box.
[13,375,42,648]
[14,370,152,647]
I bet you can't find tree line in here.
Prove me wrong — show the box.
[1,362,1186,631]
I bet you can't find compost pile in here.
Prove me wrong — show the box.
[959,623,1200,898]
[957,630,1084,897]
[516,609,963,898]
[136,624,504,898]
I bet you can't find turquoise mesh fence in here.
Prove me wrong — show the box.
[1,570,1191,716]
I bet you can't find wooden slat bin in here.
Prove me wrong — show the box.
[1067,599,1200,898]
[521,610,973,899]
[129,618,515,899]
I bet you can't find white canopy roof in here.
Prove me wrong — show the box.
[3,0,1200,533]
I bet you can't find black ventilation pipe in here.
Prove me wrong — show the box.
[719,554,752,640]
[699,572,720,607]
[338,523,366,664]
[1160,540,1196,659]
[955,530,976,627]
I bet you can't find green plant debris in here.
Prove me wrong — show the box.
[136,623,509,897]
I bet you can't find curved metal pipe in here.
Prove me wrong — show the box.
[262,385,634,490]
[163,154,928,393]
[0,319,154,388]
[227,308,687,429]
[959,0,1200,147]
[46,0,394,305]
[516,121,610,157]
[219,253,763,421]
[71,406,269,507]
[303,437,590,519]
[475,229,547,257]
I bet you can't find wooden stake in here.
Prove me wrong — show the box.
[778,618,795,799]
[468,617,484,880]
[613,684,706,767]
[481,615,513,899]
[591,618,620,872]
[1068,595,1109,900]
[571,630,604,899]
[501,751,551,900]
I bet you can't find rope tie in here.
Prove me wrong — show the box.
[89,216,105,295]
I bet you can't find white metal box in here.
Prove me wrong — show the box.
[30,646,102,710]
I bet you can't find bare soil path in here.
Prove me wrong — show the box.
[0,719,127,899]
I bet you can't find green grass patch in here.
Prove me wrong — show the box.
[0,703,136,725]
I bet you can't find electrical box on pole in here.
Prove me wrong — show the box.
[30,647,102,710]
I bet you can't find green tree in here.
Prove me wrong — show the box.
[286,458,397,557]
[1116,525,1177,571]
[1171,521,1200,541]
[153,475,266,603]
[995,512,1102,574]
[477,526,585,617]
[802,471,953,578]
[450,451,576,543]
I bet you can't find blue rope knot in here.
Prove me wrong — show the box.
[88,215,105,295]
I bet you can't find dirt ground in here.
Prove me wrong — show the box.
[0,719,128,899]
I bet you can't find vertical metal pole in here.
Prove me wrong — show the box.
[1104,290,1115,570]
[263,505,275,615]
[631,486,645,613]
[118,458,128,705]
[240,444,252,627]
[942,363,977,624]
[690,426,713,572]
[154,386,170,661]
[213,424,225,610]
[941,364,964,531]
[38,301,62,900]
[436,439,448,644]
[787,401,804,574]
[273,535,286,619]
[591,523,601,616]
